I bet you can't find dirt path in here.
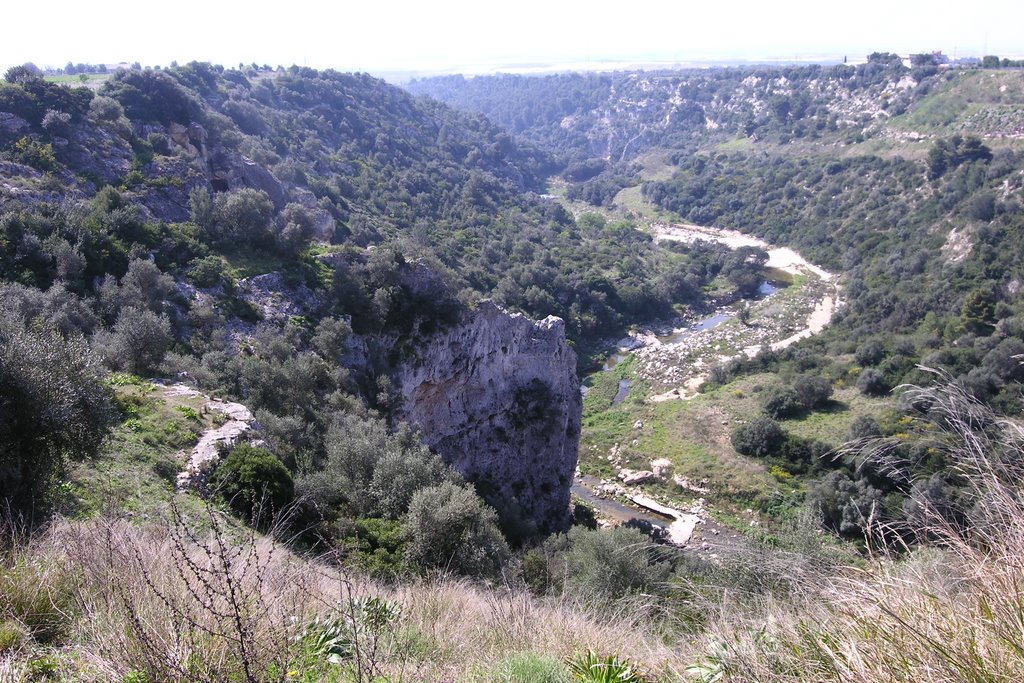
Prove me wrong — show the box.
[577,222,840,553]
[156,382,256,490]
[653,222,834,280]
[572,476,746,555]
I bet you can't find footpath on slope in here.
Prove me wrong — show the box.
[152,382,257,490]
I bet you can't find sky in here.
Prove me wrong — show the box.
[4,0,1023,78]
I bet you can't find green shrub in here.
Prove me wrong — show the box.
[760,386,802,419]
[731,417,785,457]
[0,559,75,645]
[562,526,670,602]
[11,137,57,172]
[0,312,114,511]
[211,444,294,525]
[494,652,571,682]
[187,255,230,288]
[793,374,833,410]
[404,481,510,578]
[857,368,889,396]
[0,619,29,653]
[334,517,407,578]
[566,650,648,683]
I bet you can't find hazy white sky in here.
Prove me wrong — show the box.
[4,0,1022,76]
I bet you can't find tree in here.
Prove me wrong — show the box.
[275,202,315,255]
[189,186,215,229]
[847,415,882,442]
[403,481,510,578]
[960,288,995,334]
[793,374,833,410]
[808,471,884,536]
[982,55,1001,69]
[761,386,802,418]
[212,188,274,245]
[967,192,996,222]
[855,339,886,367]
[0,313,113,511]
[857,368,889,396]
[94,307,172,374]
[867,52,903,66]
[4,64,42,85]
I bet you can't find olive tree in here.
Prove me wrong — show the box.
[0,313,113,511]
[212,188,274,246]
[403,481,510,578]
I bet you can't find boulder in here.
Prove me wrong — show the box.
[651,458,673,479]
[617,469,657,486]
[209,150,288,210]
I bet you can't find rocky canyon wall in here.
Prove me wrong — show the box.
[393,301,581,533]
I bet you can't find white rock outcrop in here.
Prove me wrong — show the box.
[394,301,581,532]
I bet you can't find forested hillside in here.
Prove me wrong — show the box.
[1,56,789,593]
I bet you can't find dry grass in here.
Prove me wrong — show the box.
[0,507,696,682]
[682,375,1024,682]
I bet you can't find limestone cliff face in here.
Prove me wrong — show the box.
[393,301,581,533]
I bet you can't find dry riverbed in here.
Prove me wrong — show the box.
[575,222,841,552]
[641,222,840,400]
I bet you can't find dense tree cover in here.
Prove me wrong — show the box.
[409,63,1024,549]
[408,60,918,205]
[409,61,912,165]
[1,64,725,345]
[660,141,1024,542]
[645,142,1024,412]
[4,56,1024,563]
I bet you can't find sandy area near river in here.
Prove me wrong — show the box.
[653,223,834,280]
[646,223,839,402]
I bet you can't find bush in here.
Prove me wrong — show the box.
[857,368,889,396]
[187,255,230,288]
[403,481,510,578]
[731,417,785,457]
[566,651,648,683]
[793,374,833,410]
[94,306,172,375]
[855,339,886,367]
[211,444,294,524]
[212,188,274,246]
[562,526,670,602]
[761,386,802,418]
[848,415,882,441]
[494,652,570,683]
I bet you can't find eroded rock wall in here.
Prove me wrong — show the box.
[394,301,580,532]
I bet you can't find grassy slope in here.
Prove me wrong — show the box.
[63,376,220,520]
